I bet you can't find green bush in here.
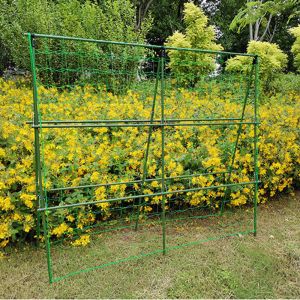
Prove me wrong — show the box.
[268,73,300,97]
[0,0,151,82]
[289,25,300,72]
[165,2,223,86]
[225,41,288,91]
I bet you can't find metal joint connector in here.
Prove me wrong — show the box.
[253,55,258,65]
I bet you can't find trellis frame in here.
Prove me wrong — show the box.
[26,33,259,283]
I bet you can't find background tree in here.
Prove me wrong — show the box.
[142,0,250,52]
[226,40,288,90]
[289,25,300,72]
[0,0,56,73]
[133,0,154,31]
[230,0,300,42]
[0,0,299,74]
[144,0,187,44]
[165,2,223,86]
[228,0,299,71]
[0,0,150,74]
[210,0,249,53]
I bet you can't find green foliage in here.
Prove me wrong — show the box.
[212,0,248,53]
[0,0,150,76]
[230,0,295,32]
[1,78,300,251]
[0,0,55,71]
[226,41,288,90]
[268,73,300,96]
[143,0,185,42]
[230,0,299,41]
[165,2,223,86]
[289,25,300,72]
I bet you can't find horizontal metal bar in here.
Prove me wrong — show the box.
[26,117,243,125]
[53,210,220,245]
[48,171,229,192]
[24,33,256,57]
[31,121,258,129]
[39,181,260,211]
[51,230,254,283]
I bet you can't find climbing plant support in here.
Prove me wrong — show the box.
[27,33,259,283]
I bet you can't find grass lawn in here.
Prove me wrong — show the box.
[0,191,299,299]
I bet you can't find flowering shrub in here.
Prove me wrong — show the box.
[226,41,288,90]
[0,79,299,251]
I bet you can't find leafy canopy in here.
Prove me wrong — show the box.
[289,25,300,72]
[226,40,288,89]
[0,0,150,72]
[165,2,222,86]
[230,0,299,42]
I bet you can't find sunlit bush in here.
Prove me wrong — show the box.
[0,79,299,251]
[289,25,300,72]
[165,2,223,86]
[226,41,288,90]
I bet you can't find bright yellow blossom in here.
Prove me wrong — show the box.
[71,235,90,246]
[0,79,299,250]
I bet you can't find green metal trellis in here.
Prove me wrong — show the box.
[26,33,259,283]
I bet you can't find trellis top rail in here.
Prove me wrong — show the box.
[24,33,257,57]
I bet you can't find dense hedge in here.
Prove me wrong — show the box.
[0,0,150,74]
[0,79,299,251]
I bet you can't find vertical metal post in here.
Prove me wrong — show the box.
[28,33,41,247]
[253,55,259,236]
[160,47,166,255]
[135,59,161,230]
[220,63,255,215]
[28,33,53,283]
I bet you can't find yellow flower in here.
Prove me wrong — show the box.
[52,223,70,237]
[0,239,9,248]
[144,206,152,212]
[95,186,106,201]
[71,235,90,246]
[97,202,110,211]
[0,196,14,211]
[13,213,22,221]
[90,172,100,183]
[66,215,75,222]
[20,194,35,209]
[24,224,31,233]
[151,181,160,188]
[231,195,247,206]
[192,175,208,187]
[0,222,10,239]
[0,148,5,157]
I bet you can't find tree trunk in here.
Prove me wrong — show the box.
[259,14,273,41]
[249,23,253,40]
[254,19,260,40]
[177,0,185,19]
[135,0,154,31]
